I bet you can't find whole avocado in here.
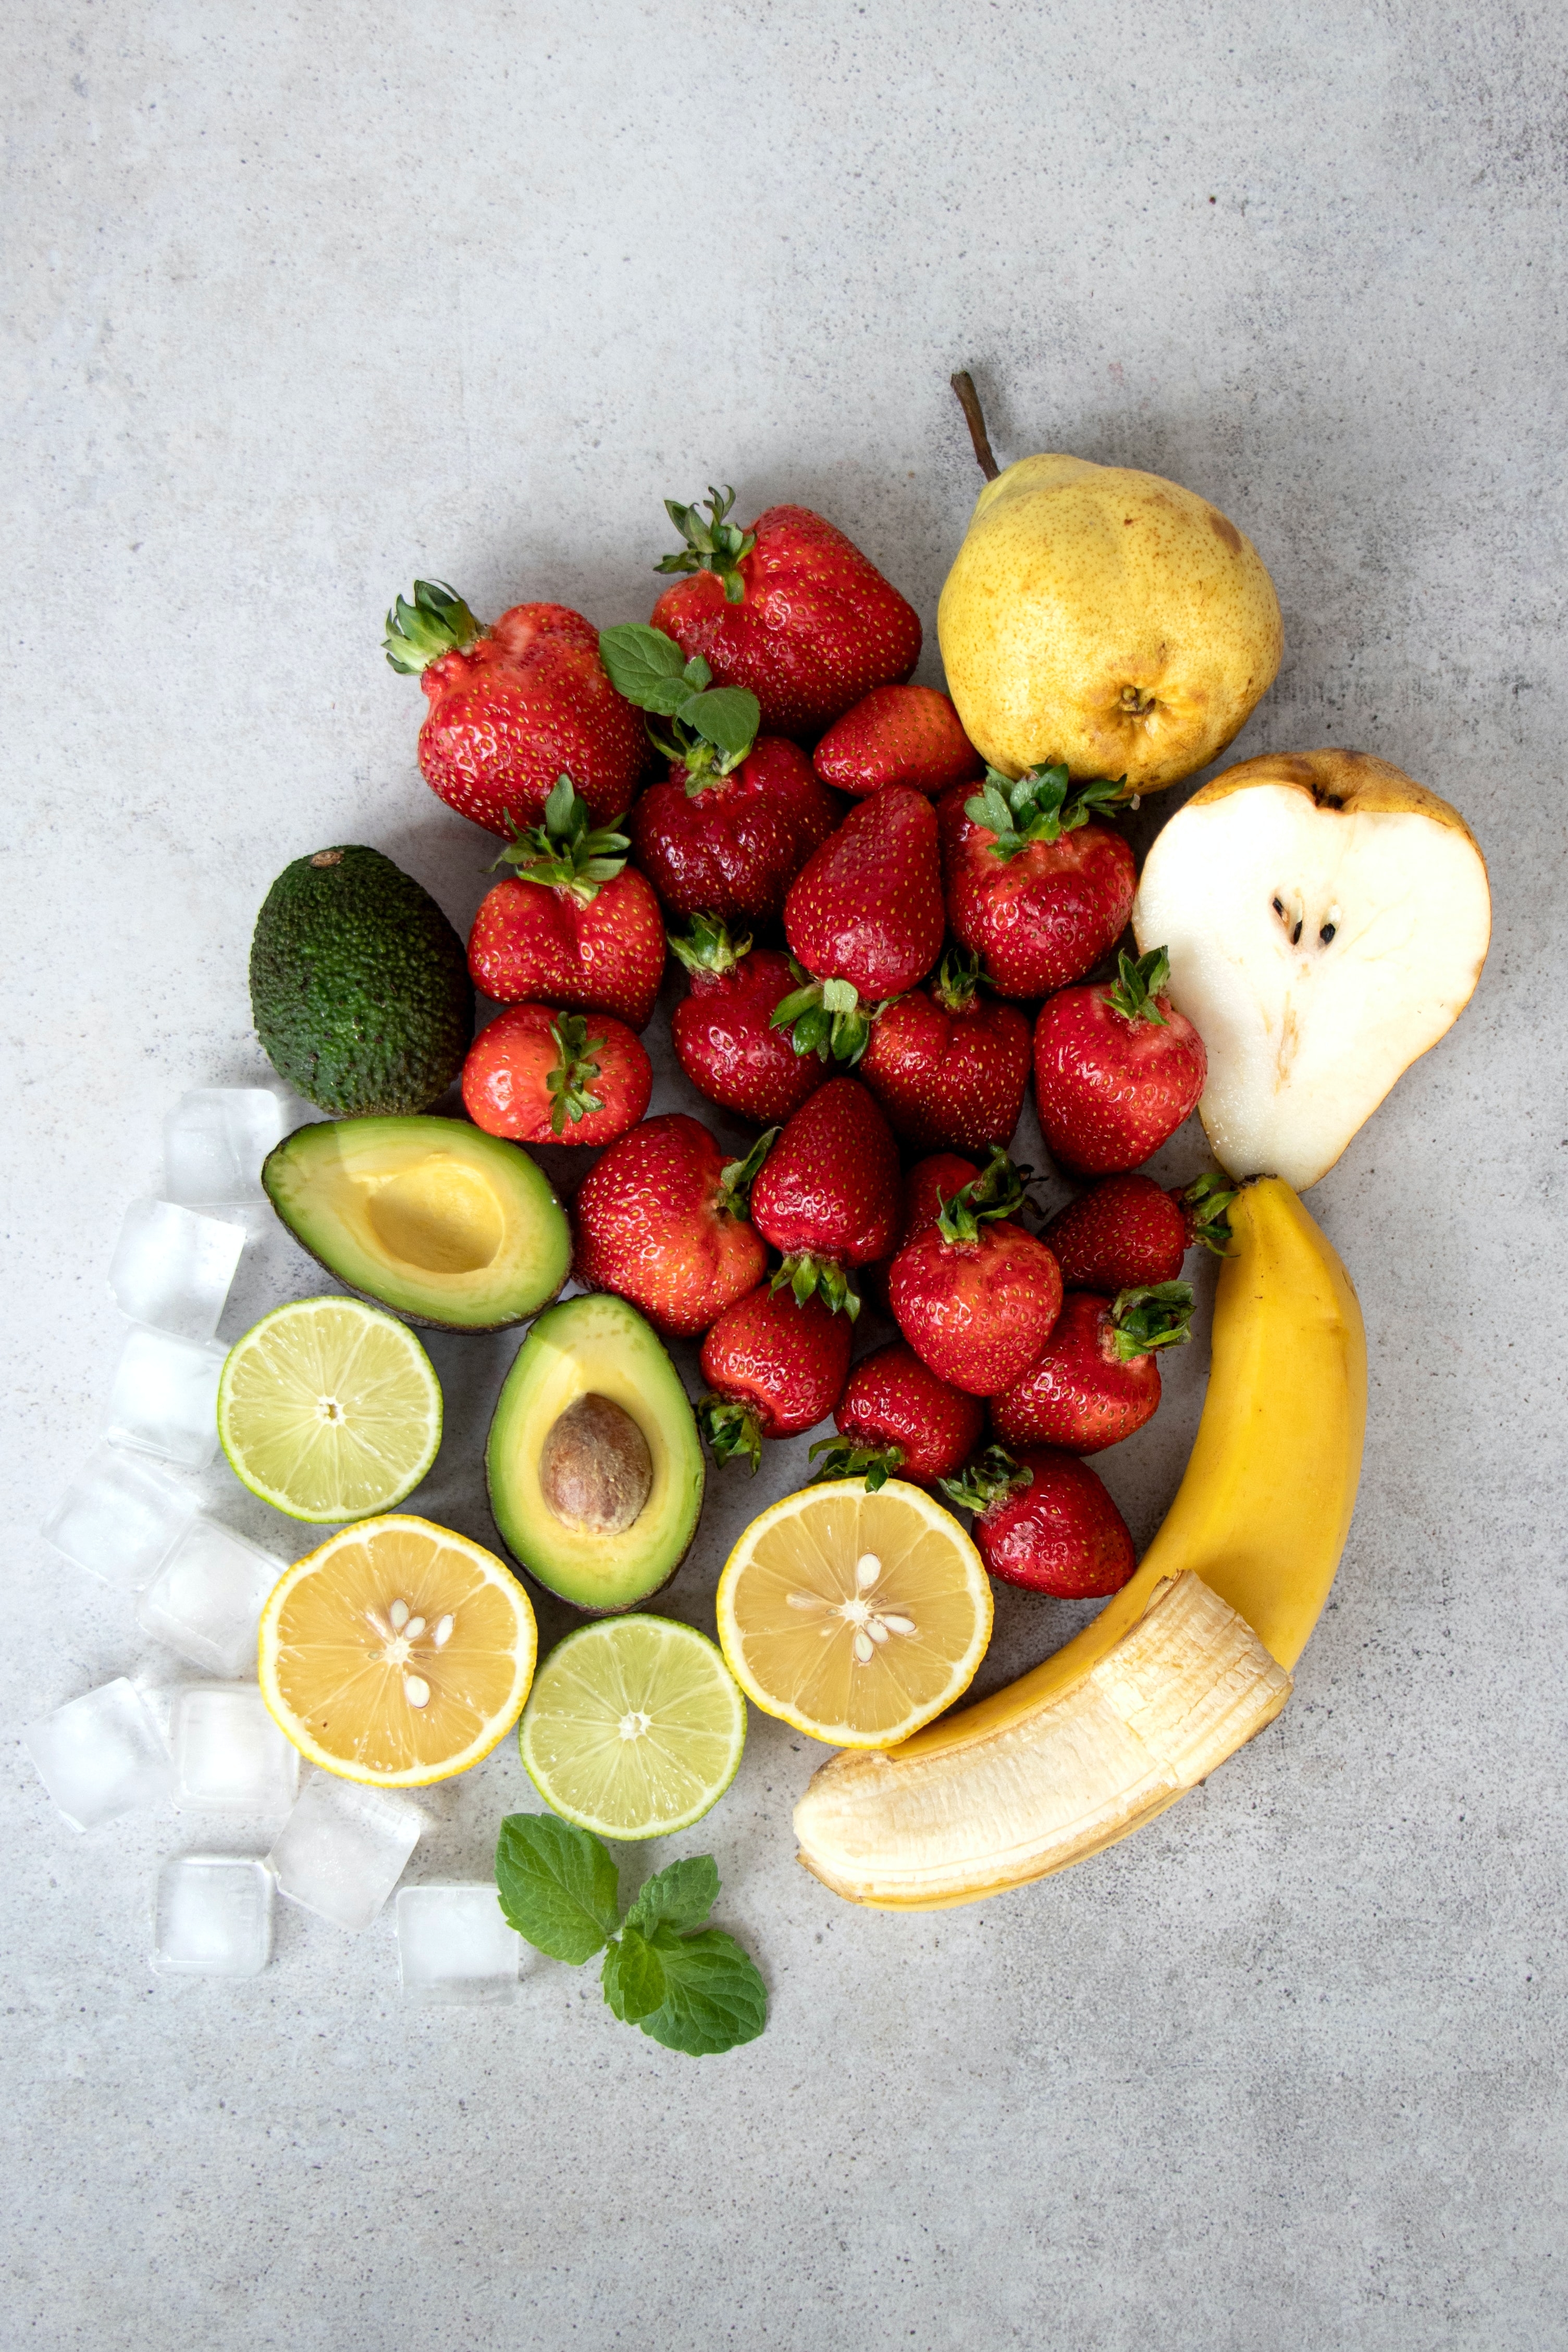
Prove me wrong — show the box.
[250,846,473,1115]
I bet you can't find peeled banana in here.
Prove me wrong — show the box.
[793,1177,1366,1908]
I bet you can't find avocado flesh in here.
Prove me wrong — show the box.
[263,1117,570,1332]
[487,1295,705,1612]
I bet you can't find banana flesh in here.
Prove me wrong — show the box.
[793,1178,1366,1909]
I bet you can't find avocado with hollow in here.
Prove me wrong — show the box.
[487,1294,705,1612]
[262,1116,570,1332]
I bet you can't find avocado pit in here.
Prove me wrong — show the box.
[539,1393,654,1536]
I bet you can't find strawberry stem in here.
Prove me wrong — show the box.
[939,1443,1031,1514]
[598,623,759,780]
[769,1254,860,1321]
[492,775,630,903]
[545,1014,607,1135]
[1107,1281,1194,1360]
[930,946,982,1015]
[1178,1173,1238,1256]
[383,580,484,674]
[964,764,1126,858]
[716,1128,776,1218]
[808,1437,904,1493]
[770,969,880,1066]
[697,1394,763,1473]
[667,915,754,976]
[653,487,757,605]
[950,372,1001,482]
[934,1149,1027,1245]
[1105,946,1171,1026]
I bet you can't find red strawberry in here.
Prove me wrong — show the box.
[669,919,828,1125]
[462,1005,650,1147]
[887,1154,1064,1396]
[571,1114,770,1338]
[941,1445,1135,1598]
[1043,1171,1236,1293]
[813,685,983,798]
[860,950,1031,1152]
[467,777,666,1031]
[385,585,643,836]
[992,1283,1194,1455]
[1034,949,1207,1175]
[631,738,838,924]
[809,1341,985,1491]
[861,1151,981,1316]
[650,489,921,739]
[777,787,945,1060]
[698,1284,854,1470]
[940,766,1136,1000]
[748,1077,900,1316]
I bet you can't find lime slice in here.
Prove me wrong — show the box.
[218,1296,442,1522]
[520,1617,746,1840]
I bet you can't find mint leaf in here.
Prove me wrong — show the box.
[623,1854,720,1936]
[601,1927,668,2024]
[679,685,759,757]
[495,1813,620,1964]
[634,1925,767,2056]
[598,623,689,712]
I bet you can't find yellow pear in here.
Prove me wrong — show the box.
[937,452,1283,792]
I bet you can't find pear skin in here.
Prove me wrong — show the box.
[937,454,1283,792]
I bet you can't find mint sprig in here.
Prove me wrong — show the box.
[495,1816,767,2057]
[598,622,760,785]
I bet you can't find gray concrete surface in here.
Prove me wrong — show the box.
[5,5,1565,2346]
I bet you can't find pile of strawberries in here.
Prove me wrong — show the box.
[385,491,1233,1604]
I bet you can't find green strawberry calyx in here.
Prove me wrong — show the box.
[666,914,753,976]
[808,1437,905,1494]
[769,1253,860,1321]
[598,622,760,788]
[546,1014,608,1136]
[1106,1281,1194,1361]
[697,1394,763,1474]
[929,945,986,1015]
[653,485,757,606]
[1105,946,1171,1027]
[493,775,631,904]
[715,1128,777,1221]
[770,965,888,1066]
[934,1148,1027,1246]
[964,763,1125,859]
[939,1443,1033,1516]
[383,579,485,674]
[1178,1172,1238,1256]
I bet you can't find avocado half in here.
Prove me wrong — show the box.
[262,1116,571,1333]
[486,1294,705,1613]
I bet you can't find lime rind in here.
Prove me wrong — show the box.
[520,1617,747,1841]
[217,1295,442,1523]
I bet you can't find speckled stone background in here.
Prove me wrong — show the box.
[5,6,1565,2346]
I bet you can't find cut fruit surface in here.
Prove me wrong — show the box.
[258,1514,536,1785]
[716,1480,992,1749]
[519,1617,746,1840]
[218,1296,442,1522]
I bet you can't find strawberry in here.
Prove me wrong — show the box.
[992,1283,1194,1455]
[809,1341,985,1491]
[776,787,945,1060]
[571,1114,770,1338]
[1033,948,1207,1175]
[467,777,666,1031]
[861,1151,981,1316]
[940,1444,1135,1598]
[462,1005,650,1147]
[697,1284,854,1470]
[859,949,1031,1152]
[668,919,827,1125]
[748,1077,900,1316]
[887,1153,1064,1396]
[384,584,643,836]
[813,685,982,798]
[940,765,1136,1000]
[1043,1171,1236,1293]
[649,488,921,740]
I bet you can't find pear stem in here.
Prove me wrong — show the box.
[950,371,1000,481]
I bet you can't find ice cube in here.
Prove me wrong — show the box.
[396,1883,521,2005]
[163,1089,286,1208]
[154,1854,274,1977]
[136,1517,284,1676]
[108,1198,246,1341]
[22,1678,175,1831]
[103,1327,226,1468]
[267,1775,420,1932]
[172,1685,300,1815]
[41,1444,198,1592]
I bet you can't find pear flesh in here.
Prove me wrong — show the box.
[937,454,1283,792]
[1132,749,1491,1191]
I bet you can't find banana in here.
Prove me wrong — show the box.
[793,1177,1366,1908]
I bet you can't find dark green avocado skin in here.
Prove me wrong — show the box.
[250,846,473,1115]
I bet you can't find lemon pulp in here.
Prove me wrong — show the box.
[218,1295,441,1522]
[716,1479,992,1749]
[520,1617,746,1840]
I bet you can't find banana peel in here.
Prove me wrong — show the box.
[793,1177,1365,1908]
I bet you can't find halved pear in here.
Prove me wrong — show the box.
[1131,749,1490,1190]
